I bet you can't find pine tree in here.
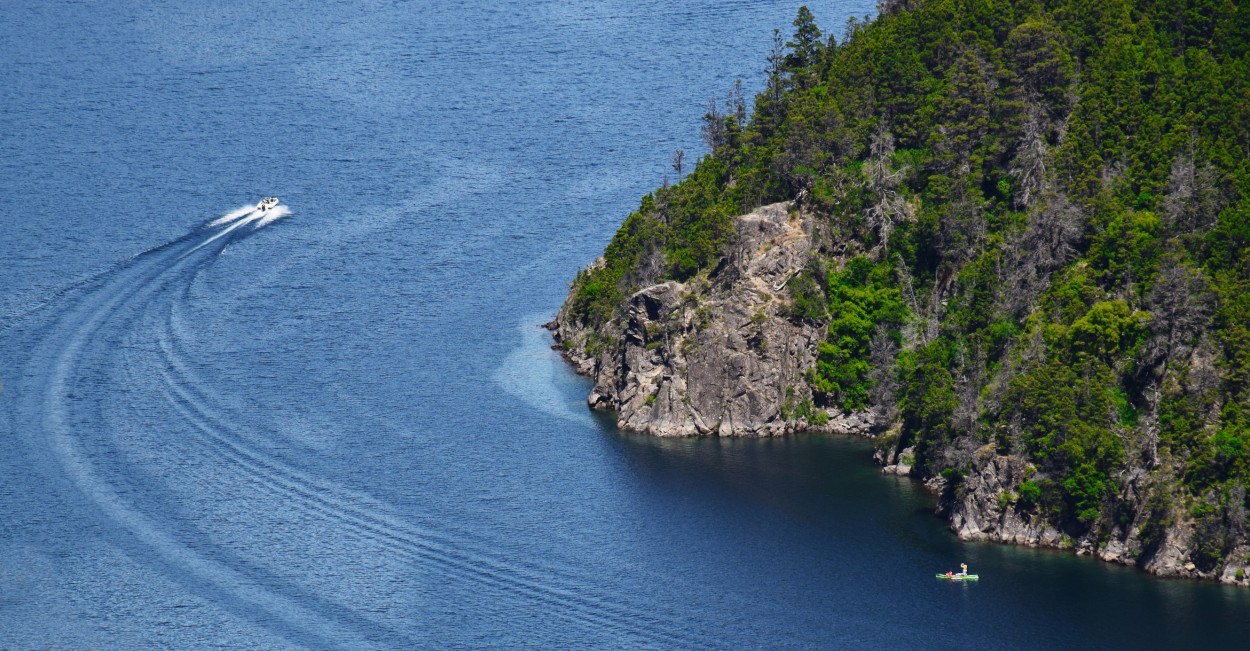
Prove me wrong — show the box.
[786,6,824,79]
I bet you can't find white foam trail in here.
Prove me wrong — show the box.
[187,203,291,257]
[254,204,291,227]
[184,212,258,256]
[208,205,258,228]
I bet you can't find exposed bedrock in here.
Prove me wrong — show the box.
[551,202,875,437]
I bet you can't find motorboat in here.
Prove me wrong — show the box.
[256,197,280,212]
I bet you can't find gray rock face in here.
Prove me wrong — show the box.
[942,447,1250,584]
[881,445,914,476]
[551,203,871,437]
[948,451,1064,547]
[554,200,1250,586]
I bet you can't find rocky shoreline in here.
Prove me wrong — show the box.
[551,200,1250,587]
[548,202,869,437]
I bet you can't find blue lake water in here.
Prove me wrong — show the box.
[2,1,1249,648]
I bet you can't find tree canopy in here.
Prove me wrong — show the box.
[566,0,1250,551]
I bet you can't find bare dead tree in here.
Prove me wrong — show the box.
[761,28,787,111]
[1229,482,1248,545]
[1034,191,1082,265]
[728,79,747,129]
[894,258,927,349]
[701,99,726,152]
[877,0,920,15]
[1142,258,1214,371]
[868,324,901,424]
[1161,136,1224,232]
[1009,103,1049,209]
[952,345,987,437]
[938,182,987,268]
[1139,377,1163,468]
[863,126,914,254]
[671,149,685,183]
[1162,149,1197,227]
[995,190,1083,317]
[636,243,668,287]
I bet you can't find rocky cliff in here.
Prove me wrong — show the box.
[553,202,1250,585]
[551,0,1250,587]
[896,443,1250,585]
[550,202,875,437]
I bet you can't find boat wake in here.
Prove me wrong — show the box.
[4,202,384,648]
[4,201,721,649]
[206,201,292,229]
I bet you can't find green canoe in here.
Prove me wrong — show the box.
[936,573,979,581]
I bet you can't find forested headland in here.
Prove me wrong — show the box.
[554,0,1250,583]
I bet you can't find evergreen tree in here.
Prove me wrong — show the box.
[786,6,824,87]
[564,0,1250,567]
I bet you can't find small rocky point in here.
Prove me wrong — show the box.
[551,202,1250,587]
[549,202,876,437]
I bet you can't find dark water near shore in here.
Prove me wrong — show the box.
[2,1,1249,648]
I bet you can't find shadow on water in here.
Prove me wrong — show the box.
[590,421,1250,650]
[7,0,1250,646]
[484,311,1250,649]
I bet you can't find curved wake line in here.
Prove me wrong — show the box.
[16,203,722,649]
[152,313,717,648]
[491,313,596,427]
[193,205,292,255]
[1,203,286,337]
[16,214,374,649]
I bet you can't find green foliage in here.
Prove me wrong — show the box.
[1018,480,1042,509]
[1191,503,1229,572]
[1041,266,1101,326]
[568,204,663,327]
[781,390,828,425]
[1063,463,1112,525]
[1087,210,1161,293]
[1138,491,1175,556]
[898,341,957,472]
[571,0,1250,549]
[1007,18,1075,117]
[811,256,908,410]
[995,293,1148,528]
[566,157,742,326]
[663,156,741,280]
[785,258,829,321]
[786,6,824,78]
[1064,300,1148,364]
